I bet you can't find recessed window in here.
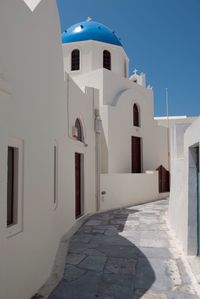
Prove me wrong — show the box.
[7,138,23,237]
[124,59,127,77]
[53,143,58,208]
[75,153,84,219]
[71,49,80,71]
[103,50,111,70]
[75,119,83,142]
[133,103,140,127]
[7,146,19,226]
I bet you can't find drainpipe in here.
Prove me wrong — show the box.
[94,108,102,211]
[66,73,71,139]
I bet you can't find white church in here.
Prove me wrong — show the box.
[0,1,200,298]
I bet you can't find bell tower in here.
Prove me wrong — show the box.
[62,19,129,78]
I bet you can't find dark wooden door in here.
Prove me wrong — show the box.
[156,165,170,193]
[75,153,81,218]
[132,136,141,173]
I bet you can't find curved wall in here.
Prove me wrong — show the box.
[0,1,97,298]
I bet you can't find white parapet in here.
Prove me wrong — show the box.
[100,172,160,211]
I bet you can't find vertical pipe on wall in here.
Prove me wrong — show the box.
[66,73,71,138]
[166,88,170,171]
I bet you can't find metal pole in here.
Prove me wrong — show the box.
[166,88,170,170]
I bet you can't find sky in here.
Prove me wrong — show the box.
[56,0,200,117]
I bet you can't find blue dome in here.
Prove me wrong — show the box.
[62,20,122,47]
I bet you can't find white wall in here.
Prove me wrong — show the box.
[0,1,65,298]
[63,74,98,221]
[103,71,168,173]
[73,68,168,174]
[100,172,160,211]
[168,117,200,255]
[63,40,129,78]
[185,118,200,255]
[0,2,98,298]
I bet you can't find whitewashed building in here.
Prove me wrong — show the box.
[62,19,169,211]
[156,116,200,255]
[0,1,99,298]
[1,1,199,298]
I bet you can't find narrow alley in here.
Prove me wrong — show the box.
[49,200,199,299]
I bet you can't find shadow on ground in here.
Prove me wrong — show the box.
[48,206,156,299]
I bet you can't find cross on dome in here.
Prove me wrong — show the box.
[86,17,92,22]
[133,69,138,75]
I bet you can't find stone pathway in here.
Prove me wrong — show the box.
[49,199,199,299]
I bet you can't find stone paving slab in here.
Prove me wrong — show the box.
[138,247,172,259]
[97,244,139,258]
[78,255,107,272]
[140,238,172,248]
[65,253,86,265]
[133,289,168,299]
[49,199,199,299]
[104,257,136,274]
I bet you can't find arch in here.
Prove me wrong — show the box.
[133,103,140,127]
[75,118,83,142]
[103,50,111,70]
[71,49,80,71]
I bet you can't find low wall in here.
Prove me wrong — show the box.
[100,171,160,211]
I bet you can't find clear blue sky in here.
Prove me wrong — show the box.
[56,0,200,116]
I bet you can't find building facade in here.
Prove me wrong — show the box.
[1,1,199,299]
[62,20,169,175]
[0,1,99,298]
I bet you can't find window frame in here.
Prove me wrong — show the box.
[103,50,111,71]
[75,119,84,142]
[53,141,58,210]
[133,103,140,127]
[7,146,18,226]
[71,49,80,71]
[7,138,24,238]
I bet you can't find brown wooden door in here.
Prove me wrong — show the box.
[75,153,81,218]
[156,165,170,193]
[132,136,141,173]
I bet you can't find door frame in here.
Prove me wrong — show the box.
[131,136,142,173]
[188,144,200,255]
[75,152,84,219]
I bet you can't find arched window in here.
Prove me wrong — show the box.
[124,59,127,77]
[133,104,140,127]
[75,119,83,141]
[71,49,80,71]
[103,50,111,70]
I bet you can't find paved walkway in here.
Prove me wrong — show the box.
[49,199,199,299]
